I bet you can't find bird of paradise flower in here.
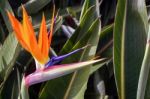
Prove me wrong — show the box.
[7,6,104,99]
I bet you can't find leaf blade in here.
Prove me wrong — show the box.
[113,0,148,98]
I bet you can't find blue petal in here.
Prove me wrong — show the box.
[45,46,88,68]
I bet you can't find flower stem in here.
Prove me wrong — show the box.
[19,76,29,99]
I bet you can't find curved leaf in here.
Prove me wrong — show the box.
[137,25,150,99]
[17,0,51,16]
[0,33,21,83]
[39,18,101,99]
[60,5,98,55]
[39,0,101,98]
[113,0,148,99]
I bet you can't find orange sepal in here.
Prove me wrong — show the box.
[7,11,30,51]
[38,14,49,61]
[7,7,50,65]
[22,6,48,64]
[22,6,38,51]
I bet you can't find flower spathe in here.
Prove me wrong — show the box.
[25,59,103,86]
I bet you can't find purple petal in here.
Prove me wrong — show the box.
[45,46,89,68]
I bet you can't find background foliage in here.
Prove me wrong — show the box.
[1,0,150,99]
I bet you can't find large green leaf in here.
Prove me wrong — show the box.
[39,18,102,99]
[39,19,101,99]
[64,19,100,99]
[113,0,148,99]
[0,33,21,84]
[60,5,98,55]
[39,0,101,98]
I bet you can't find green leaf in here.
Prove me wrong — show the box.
[18,0,52,16]
[79,0,99,20]
[60,5,98,55]
[67,6,82,18]
[97,24,113,58]
[0,0,14,43]
[113,0,148,99]
[0,67,22,99]
[39,18,101,99]
[39,0,100,98]
[0,33,21,83]
[64,19,100,97]
[90,59,111,75]
[0,0,13,33]
[0,23,5,43]
[137,25,150,99]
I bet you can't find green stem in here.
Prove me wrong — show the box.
[19,76,29,99]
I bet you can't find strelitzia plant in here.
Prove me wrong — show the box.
[7,6,103,99]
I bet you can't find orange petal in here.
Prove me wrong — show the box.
[48,6,55,47]
[7,11,30,51]
[38,14,49,60]
[22,6,38,51]
[22,6,45,63]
